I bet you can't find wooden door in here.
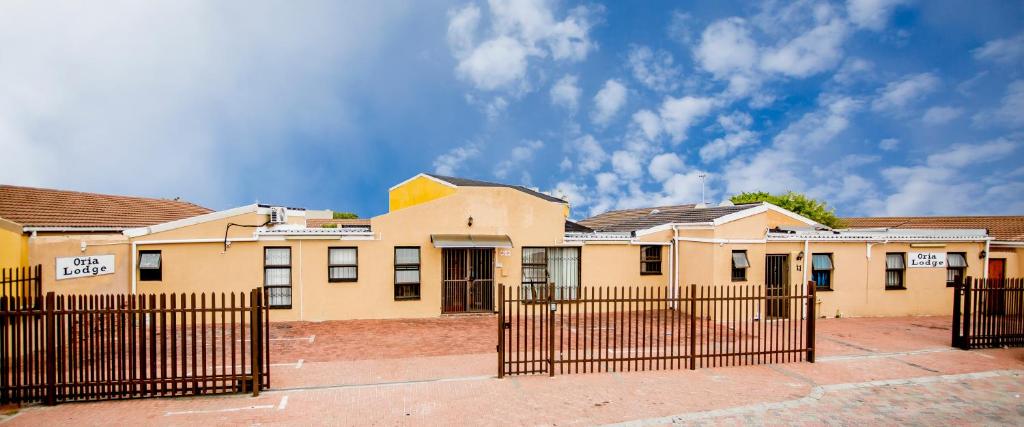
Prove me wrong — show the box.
[987,259,1006,315]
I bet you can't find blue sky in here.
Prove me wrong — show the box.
[1,0,1022,219]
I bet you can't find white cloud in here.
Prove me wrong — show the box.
[973,32,1024,64]
[0,1,407,204]
[648,152,684,182]
[700,130,758,162]
[611,150,643,179]
[627,45,681,92]
[871,72,940,113]
[594,172,620,195]
[832,57,874,85]
[447,4,481,57]
[632,109,662,141]
[973,80,1024,128]
[879,138,900,151]
[846,0,908,31]
[567,134,606,174]
[724,96,861,194]
[659,96,716,143]
[921,106,963,125]
[494,140,543,179]
[433,143,481,176]
[760,18,849,78]
[592,79,628,125]
[550,74,580,112]
[455,36,529,91]
[448,0,601,92]
[877,139,1019,215]
[694,18,758,77]
[550,180,586,206]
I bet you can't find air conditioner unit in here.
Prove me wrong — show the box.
[268,207,288,224]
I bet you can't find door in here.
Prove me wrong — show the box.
[442,248,495,313]
[765,254,790,319]
[987,259,1006,315]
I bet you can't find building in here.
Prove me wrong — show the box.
[0,184,211,289]
[3,175,1021,320]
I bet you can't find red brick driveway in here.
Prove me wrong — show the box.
[3,315,1023,426]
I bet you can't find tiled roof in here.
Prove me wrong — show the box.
[841,216,1024,242]
[307,218,371,228]
[426,174,568,204]
[768,227,990,241]
[578,203,758,232]
[0,185,212,229]
[564,220,593,233]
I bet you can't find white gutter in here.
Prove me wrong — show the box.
[672,225,680,308]
[802,239,809,286]
[990,241,1024,247]
[25,226,125,233]
[675,237,766,244]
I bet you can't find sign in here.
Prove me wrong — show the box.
[56,255,115,280]
[908,252,946,268]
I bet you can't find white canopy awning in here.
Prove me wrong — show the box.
[430,234,513,248]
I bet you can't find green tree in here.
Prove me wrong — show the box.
[729,191,842,228]
[332,211,358,219]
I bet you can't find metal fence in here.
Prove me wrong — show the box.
[498,282,816,377]
[1,265,42,303]
[0,289,269,405]
[952,276,1024,349]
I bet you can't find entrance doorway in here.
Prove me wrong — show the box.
[442,248,495,313]
[765,254,790,319]
[987,258,1007,315]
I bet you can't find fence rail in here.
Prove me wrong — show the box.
[0,288,269,405]
[498,282,816,377]
[952,276,1024,349]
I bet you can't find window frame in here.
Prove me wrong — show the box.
[327,246,359,283]
[731,250,748,282]
[811,253,833,291]
[138,250,162,282]
[521,246,582,301]
[885,252,906,290]
[640,245,663,275]
[263,246,293,309]
[394,246,421,301]
[946,252,967,287]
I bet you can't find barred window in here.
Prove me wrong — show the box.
[946,252,967,287]
[640,245,662,275]
[885,253,905,289]
[522,247,580,300]
[264,247,292,308]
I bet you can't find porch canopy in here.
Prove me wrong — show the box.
[430,234,513,248]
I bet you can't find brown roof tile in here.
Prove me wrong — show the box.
[579,203,758,232]
[0,185,212,229]
[841,216,1024,242]
[306,218,371,228]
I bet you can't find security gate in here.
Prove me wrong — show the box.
[765,255,790,319]
[442,249,494,313]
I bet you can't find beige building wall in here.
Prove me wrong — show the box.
[30,233,131,295]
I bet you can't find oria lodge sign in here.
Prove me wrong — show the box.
[908,252,947,268]
[56,255,115,280]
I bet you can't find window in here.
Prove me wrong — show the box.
[811,254,833,290]
[640,245,662,275]
[394,247,420,300]
[522,247,581,300]
[885,252,905,289]
[946,252,967,287]
[264,247,292,308]
[328,247,358,282]
[138,250,162,281]
[731,251,749,282]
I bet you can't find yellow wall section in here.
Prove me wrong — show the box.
[0,218,28,269]
[388,175,456,212]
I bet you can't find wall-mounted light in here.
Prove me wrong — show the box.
[979,250,987,259]
[468,216,474,227]
[796,251,804,261]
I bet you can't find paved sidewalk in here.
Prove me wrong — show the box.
[2,316,1023,426]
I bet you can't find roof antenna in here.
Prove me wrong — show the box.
[698,172,707,205]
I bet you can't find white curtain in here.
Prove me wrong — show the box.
[265,248,291,266]
[396,269,420,284]
[395,248,419,265]
[330,248,357,265]
[547,247,580,299]
[265,268,291,286]
[329,266,357,280]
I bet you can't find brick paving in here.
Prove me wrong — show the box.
[2,315,1023,426]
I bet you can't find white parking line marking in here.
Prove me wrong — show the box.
[278,395,289,410]
[165,404,275,416]
[296,359,304,369]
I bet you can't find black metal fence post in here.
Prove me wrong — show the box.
[497,284,505,379]
[806,281,816,363]
[961,276,973,350]
[44,292,56,405]
[952,277,963,348]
